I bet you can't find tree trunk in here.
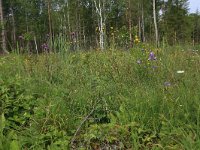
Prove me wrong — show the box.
[138,16,141,41]
[47,0,52,51]
[141,1,145,42]
[0,0,8,53]
[138,3,141,41]
[94,0,105,50]
[11,7,16,49]
[153,0,159,47]
[66,0,71,35]
[99,11,104,50]
[128,0,133,48]
[34,36,38,55]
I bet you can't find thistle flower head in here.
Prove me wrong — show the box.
[148,51,156,61]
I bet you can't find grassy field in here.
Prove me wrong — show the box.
[0,46,200,149]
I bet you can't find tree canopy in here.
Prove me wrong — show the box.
[0,0,199,52]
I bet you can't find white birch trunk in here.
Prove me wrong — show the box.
[153,0,159,47]
[99,11,104,50]
[34,36,38,54]
[128,0,133,48]
[94,0,105,50]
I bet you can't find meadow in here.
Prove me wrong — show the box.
[0,45,200,149]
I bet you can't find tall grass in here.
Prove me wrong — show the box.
[0,45,200,149]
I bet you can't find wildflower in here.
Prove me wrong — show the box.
[70,32,76,39]
[164,82,171,87]
[18,35,24,40]
[134,35,140,44]
[177,70,184,74]
[148,51,156,61]
[41,43,49,51]
[70,32,75,36]
[137,59,142,64]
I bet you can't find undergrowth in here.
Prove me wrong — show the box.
[0,46,200,149]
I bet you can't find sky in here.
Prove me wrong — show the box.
[189,0,200,13]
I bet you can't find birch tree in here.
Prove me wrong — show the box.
[128,0,133,48]
[93,0,110,50]
[153,0,159,47]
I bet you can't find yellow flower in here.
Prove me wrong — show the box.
[134,35,140,44]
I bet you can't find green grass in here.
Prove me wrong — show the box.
[0,46,200,149]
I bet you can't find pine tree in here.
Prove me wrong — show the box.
[162,0,190,45]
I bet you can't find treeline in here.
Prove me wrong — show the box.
[0,0,200,53]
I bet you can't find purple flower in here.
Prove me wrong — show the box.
[148,51,156,61]
[18,35,24,40]
[71,32,75,35]
[41,43,49,50]
[164,82,171,87]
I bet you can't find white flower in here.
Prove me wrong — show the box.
[177,70,184,74]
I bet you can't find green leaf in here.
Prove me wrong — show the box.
[10,140,20,150]
[0,113,5,132]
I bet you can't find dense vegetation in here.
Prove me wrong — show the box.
[1,45,200,149]
[1,0,200,53]
[1,0,200,149]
